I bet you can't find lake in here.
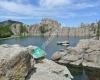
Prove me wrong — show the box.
[0,36,80,58]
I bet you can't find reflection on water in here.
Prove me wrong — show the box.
[0,36,80,58]
[67,64,100,80]
[73,69,89,80]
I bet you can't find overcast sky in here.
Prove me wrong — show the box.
[0,0,100,27]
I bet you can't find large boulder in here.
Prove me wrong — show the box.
[29,59,73,80]
[52,39,100,68]
[0,44,34,80]
[0,44,73,80]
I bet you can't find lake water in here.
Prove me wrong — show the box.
[0,36,80,58]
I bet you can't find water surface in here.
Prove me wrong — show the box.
[0,36,80,58]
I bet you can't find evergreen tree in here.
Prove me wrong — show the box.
[97,21,100,40]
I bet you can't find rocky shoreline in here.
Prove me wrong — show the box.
[0,38,100,80]
[0,44,73,80]
[0,36,20,40]
[52,38,100,68]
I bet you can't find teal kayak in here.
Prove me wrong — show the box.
[32,47,45,59]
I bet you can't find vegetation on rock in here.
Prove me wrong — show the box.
[97,21,100,40]
[0,20,28,38]
[0,23,13,38]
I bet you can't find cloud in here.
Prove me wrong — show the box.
[0,0,99,21]
[78,12,98,17]
[0,1,34,15]
[0,0,75,19]
[0,15,34,20]
[0,0,29,4]
[71,2,99,9]
[39,0,71,8]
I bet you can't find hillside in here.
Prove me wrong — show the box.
[0,20,28,38]
[0,20,22,25]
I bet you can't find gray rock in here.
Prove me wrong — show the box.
[0,44,34,80]
[29,59,73,80]
[52,39,100,68]
[51,52,62,61]
[0,44,73,80]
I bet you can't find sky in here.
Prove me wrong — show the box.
[0,0,100,27]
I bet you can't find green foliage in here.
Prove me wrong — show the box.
[19,24,26,36]
[39,26,47,33]
[0,24,13,38]
[96,21,100,40]
[39,24,52,34]
[39,24,48,34]
[20,24,27,33]
[0,23,28,38]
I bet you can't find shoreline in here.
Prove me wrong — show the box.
[0,35,90,40]
[0,36,20,40]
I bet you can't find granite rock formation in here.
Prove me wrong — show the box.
[0,44,33,80]
[52,39,100,68]
[0,44,73,80]
[28,59,73,80]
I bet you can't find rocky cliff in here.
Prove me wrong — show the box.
[29,19,98,37]
[0,19,99,38]
[29,18,61,36]
[61,27,91,37]
[29,24,40,36]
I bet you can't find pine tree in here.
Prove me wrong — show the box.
[97,21,100,40]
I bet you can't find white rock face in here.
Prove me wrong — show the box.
[29,59,73,80]
[52,39,100,68]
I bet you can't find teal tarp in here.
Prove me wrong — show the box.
[32,47,45,59]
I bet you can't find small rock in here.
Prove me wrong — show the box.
[51,52,62,61]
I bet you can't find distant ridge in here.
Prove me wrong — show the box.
[0,20,22,25]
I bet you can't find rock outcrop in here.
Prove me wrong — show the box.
[0,44,33,80]
[29,18,61,36]
[29,18,99,37]
[0,44,73,80]
[29,24,40,36]
[52,39,100,68]
[28,59,73,80]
